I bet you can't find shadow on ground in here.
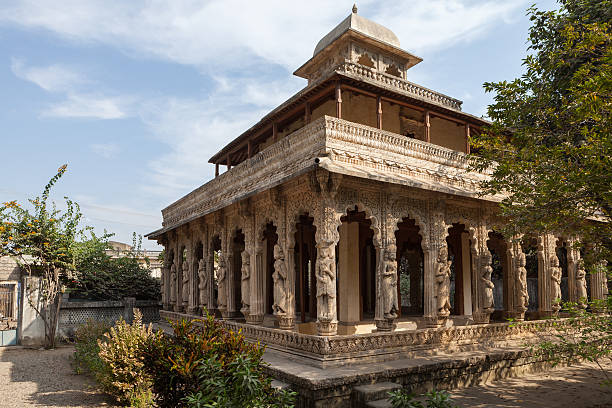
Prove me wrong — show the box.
[451,361,612,408]
[0,346,116,407]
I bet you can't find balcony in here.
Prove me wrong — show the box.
[161,116,491,230]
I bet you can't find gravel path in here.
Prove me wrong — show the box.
[0,346,115,408]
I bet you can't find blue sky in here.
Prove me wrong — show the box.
[0,0,558,249]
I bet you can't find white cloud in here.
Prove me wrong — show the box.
[43,93,127,119]
[139,75,301,200]
[10,59,130,119]
[10,58,88,91]
[90,143,120,158]
[0,1,527,71]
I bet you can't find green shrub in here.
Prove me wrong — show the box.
[97,309,158,407]
[72,320,112,375]
[388,389,457,408]
[143,312,295,408]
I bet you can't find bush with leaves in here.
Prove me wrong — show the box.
[143,313,295,408]
[388,389,457,408]
[72,320,112,376]
[97,309,158,407]
[69,233,160,301]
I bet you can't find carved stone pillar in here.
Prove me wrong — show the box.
[240,249,251,319]
[375,239,398,331]
[591,261,608,302]
[507,237,528,321]
[218,223,230,319]
[314,202,341,336]
[473,249,494,324]
[160,238,170,311]
[283,237,297,330]
[424,206,448,327]
[311,169,342,336]
[538,234,557,317]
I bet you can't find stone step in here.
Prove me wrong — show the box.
[271,379,290,391]
[365,399,392,408]
[352,382,402,406]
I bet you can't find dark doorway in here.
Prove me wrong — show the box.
[294,214,317,322]
[395,218,424,316]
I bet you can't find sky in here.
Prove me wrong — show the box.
[0,0,559,249]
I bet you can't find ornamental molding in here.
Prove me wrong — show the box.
[160,116,494,232]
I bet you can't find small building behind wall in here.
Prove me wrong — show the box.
[0,257,46,347]
[147,8,608,366]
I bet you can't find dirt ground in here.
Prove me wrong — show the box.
[0,346,611,407]
[0,346,115,408]
[451,360,612,408]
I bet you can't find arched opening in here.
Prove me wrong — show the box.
[446,223,474,316]
[294,214,317,323]
[211,235,221,310]
[338,207,376,329]
[231,229,245,315]
[262,222,278,316]
[556,238,570,303]
[357,53,375,68]
[521,237,539,318]
[395,218,424,317]
[487,232,510,321]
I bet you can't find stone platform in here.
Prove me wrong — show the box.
[264,345,562,408]
[158,310,572,407]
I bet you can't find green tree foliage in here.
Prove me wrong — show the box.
[69,233,160,300]
[471,0,612,267]
[0,165,83,348]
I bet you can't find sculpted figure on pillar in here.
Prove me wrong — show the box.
[170,263,177,303]
[481,251,495,314]
[575,264,588,308]
[316,241,336,323]
[550,256,563,312]
[382,244,399,320]
[198,258,209,310]
[240,250,250,316]
[516,252,529,313]
[435,246,452,317]
[182,259,190,304]
[217,256,227,311]
[272,244,287,315]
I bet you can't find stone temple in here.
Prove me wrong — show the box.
[147,8,608,403]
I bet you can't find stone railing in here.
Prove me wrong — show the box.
[335,62,463,111]
[161,116,489,230]
[58,298,161,338]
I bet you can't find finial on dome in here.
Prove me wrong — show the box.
[352,4,358,14]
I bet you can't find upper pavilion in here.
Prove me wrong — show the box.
[207,6,486,176]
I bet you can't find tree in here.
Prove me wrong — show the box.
[471,0,612,268]
[0,165,84,348]
[69,232,161,301]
